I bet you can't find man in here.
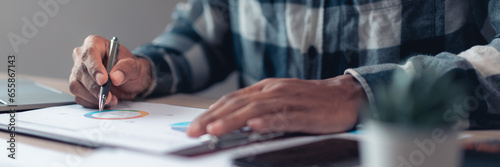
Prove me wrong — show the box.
[70,0,500,138]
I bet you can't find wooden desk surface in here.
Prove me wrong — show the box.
[12,75,500,143]
[1,73,500,141]
[0,74,499,166]
[0,74,218,165]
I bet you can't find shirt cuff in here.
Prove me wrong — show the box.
[133,54,158,100]
[344,69,376,109]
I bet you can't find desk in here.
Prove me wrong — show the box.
[0,75,499,167]
[0,74,219,166]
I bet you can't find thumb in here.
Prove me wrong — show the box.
[109,58,141,86]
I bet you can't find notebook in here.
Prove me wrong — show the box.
[0,79,75,112]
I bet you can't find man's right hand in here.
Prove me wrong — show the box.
[69,35,152,108]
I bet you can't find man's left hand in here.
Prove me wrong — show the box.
[187,75,367,137]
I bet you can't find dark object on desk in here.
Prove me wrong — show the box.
[233,138,359,167]
[0,79,75,112]
[170,131,311,157]
[463,150,500,167]
[462,139,500,167]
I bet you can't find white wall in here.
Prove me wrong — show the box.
[0,0,237,98]
[1,0,179,78]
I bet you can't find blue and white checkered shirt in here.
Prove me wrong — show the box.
[134,0,500,129]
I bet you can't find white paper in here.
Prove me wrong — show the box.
[0,102,206,154]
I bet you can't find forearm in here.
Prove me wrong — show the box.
[346,37,500,129]
[132,0,235,98]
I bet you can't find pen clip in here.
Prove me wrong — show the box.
[106,37,119,73]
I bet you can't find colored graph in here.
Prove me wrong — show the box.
[170,122,191,132]
[84,110,149,120]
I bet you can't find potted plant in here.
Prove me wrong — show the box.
[360,69,468,167]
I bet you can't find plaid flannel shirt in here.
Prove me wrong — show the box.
[133,0,500,129]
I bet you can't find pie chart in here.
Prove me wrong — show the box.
[84,110,149,120]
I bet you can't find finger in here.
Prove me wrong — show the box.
[260,78,304,93]
[78,67,102,99]
[207,80,269,111]
[190,81,270,123]
[70,79,114,106]
[69,79,99,104]
[187,92,255,137]
[71,46,101,101]
[75,96,115,109]
[110,93,118,106]
[187,79,298,137]
[187,91,268,137]
[105,92,115,105]
[81,36,109,86]
[110,58,140,86]
[78,65,116,107]
[75,96,98,108]
[207,78,299,112]
[206,99,284,136]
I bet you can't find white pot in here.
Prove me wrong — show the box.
[360,121,461,167]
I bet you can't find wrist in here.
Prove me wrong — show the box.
[343,74,367,102]
[322,74,367,130]
[322,75,367,101]
[134,57,154,99]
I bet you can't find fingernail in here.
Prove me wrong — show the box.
[247,118,263,128]
[247,119,257,126]
[95,73,105,85]
[207,120,223,134]
[187,122,198,134]
[111,70,124,85]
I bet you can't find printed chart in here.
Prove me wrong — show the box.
[0,101,206,153]
[84,110,149,120]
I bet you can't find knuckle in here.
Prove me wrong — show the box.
[129,59,139,70]
[72,47,81,59]
[200,115,216,125]
[219,95,230,102]
[76,65,88,78]
[260,78,276,84]
[247,101,263,110]
[80,48,91,61]
[269,82,289,93]
[228,96,248,106]
[69,70,78,81]
[121,59,137,72]
[86,61,100,76]
[221,92,237,101]
[70,65,78,75]
[221,117,235,125]
[89,81,100,91]
[84,35,102,43]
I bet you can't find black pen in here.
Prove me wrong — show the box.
[99,37,119,111]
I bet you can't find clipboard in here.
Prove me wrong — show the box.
[169,130,311,157]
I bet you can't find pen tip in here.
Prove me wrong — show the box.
[99,100,104,112]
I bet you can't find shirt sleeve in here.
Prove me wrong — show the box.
[133,0,235,98]
[346,0,500,130]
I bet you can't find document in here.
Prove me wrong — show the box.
[0,102,206,153]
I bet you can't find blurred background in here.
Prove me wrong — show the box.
[0,0,236,98]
